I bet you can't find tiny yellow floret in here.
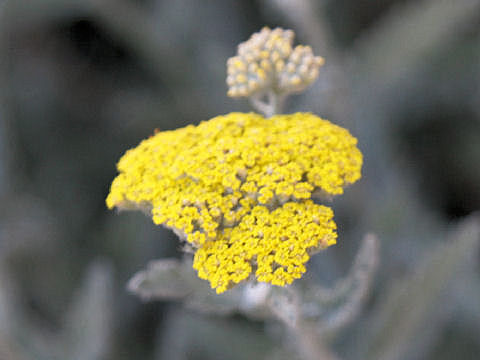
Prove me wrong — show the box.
[106,112,362,293]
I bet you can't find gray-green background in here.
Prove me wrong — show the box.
[0,0,479,359]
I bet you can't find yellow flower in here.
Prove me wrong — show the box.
[107,112,362,293]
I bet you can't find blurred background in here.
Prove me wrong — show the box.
[0,0,479,359]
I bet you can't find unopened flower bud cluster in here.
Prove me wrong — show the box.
[227,27,324,98]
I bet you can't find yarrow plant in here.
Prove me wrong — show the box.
[107,27,363,295]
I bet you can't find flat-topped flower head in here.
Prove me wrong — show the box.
[107,112,362,293]
[227,27,324,98]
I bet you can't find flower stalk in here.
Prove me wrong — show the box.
[250,91,286,117]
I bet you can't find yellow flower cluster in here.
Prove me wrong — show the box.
[227,27,324,97]
[193,201,337,293]
[106,112,362,293]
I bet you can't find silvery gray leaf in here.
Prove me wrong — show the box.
[63,260,114,360]
[127,258,194,300]
[363,214,480,360]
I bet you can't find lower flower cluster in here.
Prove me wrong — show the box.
[106,112,362,293]
[193,201,336,293]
